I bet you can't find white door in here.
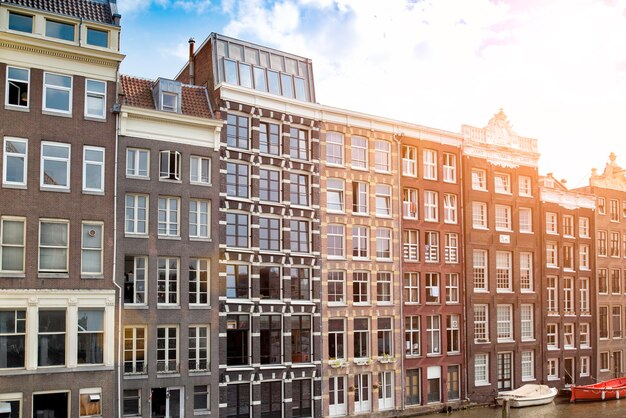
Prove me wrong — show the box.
[166,387,183,418]
[377,371,394,410]
[329,376,347,416]
[354,374,371,414]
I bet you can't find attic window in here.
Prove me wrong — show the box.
[161,93,177,112]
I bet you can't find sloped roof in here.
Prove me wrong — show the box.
[3,0,115,25]
[119,75,213,119]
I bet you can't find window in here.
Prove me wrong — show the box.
[376,228,392,259]
[472,202,487,229]
[79,389,101,417]
[226,315,249,365]
[259,121,280,155]
[326,224,345,258]
[402,145,417,176]
[123,256,146,305]
[474,305,489,342]
[377,317,393,356]
[446,314,460,353]
[564,323,575,348]
[259,266,281,300]
[521,304,534,341]
[610,199,619,222]
[328,271,345,304]
[547,276,558,313]
[547,324,558,349]
[189,258,209,305]
[82,146,105,193]
[226,114,249,149]
[123,389,141,416]
[5,66,29,108]
[600,306,609,339]
[443,194,457,224]
[612,269,621,294]
[43,72,72,113]
[354,318,370,358]
[424,232,439,263]
[125,194,148,235]
[77,309,103,364]
[189,199,210,239]
[126,148,149,178]
[45,19,74,41]
[160,92,176,111]
[561,215,574,237]
[495,205,511,231]
[446,273,459,303]
[259,217,281,251]
[226,162,249,198]
[353,271,370,304]
[353,226,369,259]
[0,216,25,273]
[473,250,488,291]
[291,267,310,301]
[426,315,441,354]
[39,219,69,273]
[494,173,511,193]
[425,273,440,303]
[326,132,344,165]
[329,376,346,417]
[85,79,106,119]
[225,264,249,299]
[517,252,533,292]
[403,230,419,261]
[521,351,534,380]
[563,244,574,270]
[291,315,312,363]
[260,315,282,364]
[194,385,210,414]
[579,278,589,314]
[38,310,66,366]
[579,217,589,237]
[41,142,70,189]
[225,384,250,418]
[402,188,418,219]
[157,257,179,306]
[0,310,25,368]
[547,359,558,380]
[600,352,609,371]
[611,232,620,257]
[156,326,178,373]
[518,175,532,196]
[475,354,489,384]
[404,272,419,304]
[472,168,487,190]
[377,272,392,303]
[580,357,590,377]
[259,168,280,202]
[351,136,368,169]
[290,220,309,253]
[190,156,210,184]
[580,323,590,348]
[159,150,181,181]
[375,184,392,216]
[613,306,622,338]
[226,213,248,248]
[424,191,438,221]
[290,173,309,206]
[496,305,513,341]
[260,381,282,418]
[444,233,459,264]
[546,242,557,267]
[598,197,606,214]
[86,27,108,47]
[292,379,313,418]
[423,149,437,180]
[328,319,345,360]
[81,222,103,275]
[352,181,369,214]
[443,152,456,182]
[289,127,309,160]
[579,244,589,269]
[327,179,345,212]
[519,208,532,232]
[405,316,420,356]
[374,140,391,172]
[597,231,607,256]
[406,369,421,405]
[157,196,179,237]
[8,12,33,33]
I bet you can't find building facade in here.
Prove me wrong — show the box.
[178,34,323,418]
[539,174,596,389]
[461,111,542,403]
[0,0,123,416]
[116,75,222,417]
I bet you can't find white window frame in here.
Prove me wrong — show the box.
[518,175,532,196]
[472,202,487,229]
[471,168,486,191]
[563,323,575,349]
[580,323,590,348]
[0,216,26,273]
[444,233,458,264]
[327,224,345,259]
[402,145,417,177]
[158,196,180,238]
[352,181,369,215]
[43,72,72,114]
[84,79,106,119]
[82,146,105,193]
[351,136,368,170]
[352,226,369,260]
[189,258,210,306]
[3,137,28,187]
[327,178,345,213]
[403,230,419,262]
[374,140,391,172]
[157,257,180,306]
[443,193,457,224]
[5,66,30,109]
[402,188,418,219]
[546,242,558,267]
[494,172,511,194]
[125,194,148,236]
[126,148,150,179]
[547,358,558,380]
[375,184,392,217]
[579,278,589,314]
[496,304,513,342]
[124,256,147,306]
[161,92,178,112]
[190,155,211,185]
[521,351,534,381]
[159,150,182,181]
[38,218,69,273]
[156,326,179,373]
[579,217,589,238]
[188,325,210,372]
[519,207,532,233]
[423,149,437,180]
[426,315,441,355]
[473,249,488,291]
[405,315,421,356]
[521,304,534,341]
[445,273,459,304]
[326,132,344,166]
[474,304,489,343]
[442,152,456,183]
[424,190,438,222]
[495,251,512,292]
[562,215,574,237]
[520,252,533,292]
[424,232,439,263]
[546,212,558,234]
[580,356,590,377]
[81,221,103,276]
[474,353,489,385]
[189,199,210,240]
[495,205,512,231]
[547,324,558,349]
[40,141,70,190]
[563,277,574,314]
[376,227,392,260]
[547,276,558,314]
[404,273,420,304]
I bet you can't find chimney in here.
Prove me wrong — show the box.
[188,37,196,85]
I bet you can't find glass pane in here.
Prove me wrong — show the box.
[45,20,75,41]
[85,164,102,189]
[43,144,69,159]
[8,67,28,82]
[40,248,67,270]
[268,70,280,95]
[2,247,23,271]
[40,223,68,245]
[82,224,102,248]
[294,77,306,100]
[85,148,103,162]
[87,28,108,47]
[77,310,104,331]
[45,88,70,112]
[87,95,104,116]
[239,63,252,88]
[45,73,72,88]
[82,250,101,273]
[8,13,32,33]
[39,310,66,332]
[224,59,238,84]
[281,73,294,98]
[254,67,267,91]
[43,160,68,186]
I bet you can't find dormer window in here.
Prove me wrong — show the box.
[161,93,177,112]
[45,20,75,42]
[8,12,33,33]
[87,28,109,48]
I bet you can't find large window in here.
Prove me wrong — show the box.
[445,233,459,264]
[123,326,145,374]
[446,314,460,353]
[45,19,75,41]
[404,316,420,356]
[5,66,30,108]
[87,27,108,47]
[0,310,25,368]
[8,11,33,32]
[375,184,392,216]
[157,196,180,237]
[404,272,420,303]
[546,242,558,267]
[403,229,419,261]
[226,213,249,248]
[402,145,417,176]
[81,222,103,275]
[351,136,368,169]
[564,277,575,313]
[426,315,441,355]
[597,231,607,256]
[77,309,104,364]
[259,122,280,155]
[126,148,149,178]
[289,127,309,160]
[473,250,488,291]
[189,199,210,239]
[443,194,457,224]
[125,194,148,235]
[226,162,249,198]
[227,315,249,365]
[259,168,281,202]
[377,271,392,303]
[292,379,313,418]
[291,267,310,300]
[123,256,146,305]
[425,273,440,303]
[189,325,209,371]
[475,354,489,384]
[260,381,282,418]
[290,220,309,253]
[157,257,179,306]
[424,232,439,263]
[0,217,25,273]
[579,278,590,313]
[352,181,368,214]
[495,205,512,231]
[443,152,456,182]
[474,305,488,342]
[225,264,249,299]
[377,317,393,356]
[472,201,487,229]
[41,142,70,190]
[352,226,369,259]
[290,173,309,206]
[546,212,558,234]
[226,384,250,418]
[423,149,437,180]
[190,156,210,185]
[496,305,513,342]
[43,72,72,113]
[194,385,210,414]
[189,258,209,305]
[376,228,392,259]
[494,173,511,194]
[518,175,532,196]
[3,137,27,186]
[326,132,344,165]
[521,304,534,341]
[39,219,69,273]
[328,318,345,360]
[424,191,438,221]
[291,315,312,363]
[519,207,532,232]
[327,178,345,212]
[352,271,370,304]
[446,273,459,303]
[547,276,558,313]
[85,79,106,119]
[259,217,281,252]
[600,306,609,339]
[354,318,370,358]
[328,271,345,304]
[406,369,421,405]
[521,351,534,381]
[496,251,512,292]
[327,224,345,258]
[156,326,178,373]
[260,266,281,300]
[374,140,391,172]
[403,188,418,219]
[226,114,249,149]
[38,310,66,366]
[472,168,486,190]
[547,324,558,348]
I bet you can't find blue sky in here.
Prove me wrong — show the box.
[119,0,626,185]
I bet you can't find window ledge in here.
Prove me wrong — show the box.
[157,305,181,309]
[2,183,27,190]
[190,182,212,187]
[82,190,105,196]
[42,109,72,118]
[81,275,104,280]
[291,363,316,368]
[123,374,148,380]
[124,305,149,310]
[126,175,150,181]
[474,382,491,387]
[125,234,149,239]
[521,377,536,382]
[38,273,69,279]
[328,303,348,307]
[84,116,106,123]
[225,366,254,372]
[4,104,30,112]
[258,299,285,305]
[259,365,287,370]
[40,186,70,193]
[190,237,212,243]
[158,178,182,184]
[547,377,560,381]
[189,305,211,310]
[0,272,25,278]
[158,235,182,240]
[157,373,181,378]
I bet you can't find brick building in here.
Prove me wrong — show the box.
[0,0,123,415]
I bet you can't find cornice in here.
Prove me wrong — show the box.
[540,188,595,210]
[463,143,539,168]
[121,105,223,129]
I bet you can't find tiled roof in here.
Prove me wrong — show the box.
[3,0,115,25]
[119,75,213,119]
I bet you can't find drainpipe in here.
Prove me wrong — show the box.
[112,68,122,418]
[459,150,470,405]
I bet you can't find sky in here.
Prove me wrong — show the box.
[118,0,626,188]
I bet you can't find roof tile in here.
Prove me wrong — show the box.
[4,0,114,25]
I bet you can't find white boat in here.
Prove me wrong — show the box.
[496,384,559,408]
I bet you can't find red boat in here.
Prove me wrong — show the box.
[570,377,626,401]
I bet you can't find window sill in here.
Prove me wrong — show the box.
[159,178,182,184]
[124,305,149,309]
[497,339,515,343]
[126,175,150,181]
[38,273,69,279]
[291,363,317,368]
[4,104,29,112]
[258,299,285,305]
[81,275,104,280]
[474,382,491,387]
[125,234,149,239]
[189,304,211,309]
[328,302,348,307]
[157,305,181,309]
[190,182,212,187]
[42,109,72,118]
[291,204,312,210]
[40,186,70,193]
[327,256,346,261]
[123,374,148,380]
[547,376,560,381]
[521,377,536,382]
[0,272,25,278]
[2,183,27,190]
[473,226,489,231]
[84,115,106,123]
[190,237,212,242]
[82,190,105,196]
[259,365,287,370]
[223,298,254,304]
[158,235,181,240]
[157,373,181,378]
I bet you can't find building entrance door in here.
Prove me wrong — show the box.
[151,387,183,418]
[497,352,513,390]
